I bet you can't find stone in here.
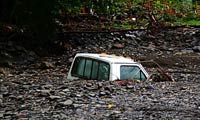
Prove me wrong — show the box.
[193,46,200,52]
[43,84,53,89]
[126,85,134,89]
[38,90,51,96]
[181,49,194,53]
[99,91,106,96]
[22,85,30,89]
[125,33,136,38]
[0,112,4,118]
[112,111,121,114]
[112,43,125,49]
[39,61,54,69]
[49,95,61,100]
[63,99,73,106]
[0,68,6,75]
[89,93,96,97]
[68,57,74,63]
[62,89,70,92]
[16,113,27,119]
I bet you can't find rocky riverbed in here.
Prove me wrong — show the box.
[1,27,200,119]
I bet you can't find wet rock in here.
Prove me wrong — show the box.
[193,46,200,52]
[126,85,134,89]
[22,84,31,89]
[0,68,6,75]
[89,93,96,97]
[99,91,106,97]
[39,61,54,69]
[37,90,51,96]
[49,95,61,100]
[16,113,27,119]
[63,99,73,106]
[68,57,74,63]
[0,98,2,104]
[112,43,125,49]
[181,49,194,53]
[62,88,70,92]
[0,112,3,118]
[112,110,121,114]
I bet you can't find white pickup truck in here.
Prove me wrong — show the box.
[67,53,150,81]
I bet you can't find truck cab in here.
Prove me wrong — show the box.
[67,53,149,81]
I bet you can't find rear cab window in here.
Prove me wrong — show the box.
[71,57,110,80]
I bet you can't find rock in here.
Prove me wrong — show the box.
[145,85,155,90]
[0,94,2,99]
[76,94,83,97]
[62,89,70,92]
[126,85,134,89]
[49,95,61,100]
[125,33,136,38]
[63,99,73,106]
[0,68,6,76]
[107,104,116,109]
[0,99,2,104]
[43,84,54,89]
[99,91,106,96]
[16,113,27,119]
[193,46,200,52]
[17,95,23,100]
[58,92,66,96]
[60,113,68,119]
[39,61,54,69]
[112,43,125,49]
[38,90,51,96]
[68,57,74,63]
[181,49,194,53]
[89,93,96,97]
[0,112,3,118]
[112,110,121,114]
[22,85,31,89]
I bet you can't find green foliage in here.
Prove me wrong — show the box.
[182,20,200,26]
[58,0,82,15]
[1,0,200,43]
[132,0,200,27]
[112,22,134,29]
[55,0,200,30]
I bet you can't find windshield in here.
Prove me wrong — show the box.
[120,65,146,80]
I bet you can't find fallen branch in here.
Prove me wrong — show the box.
[141,60,174,82]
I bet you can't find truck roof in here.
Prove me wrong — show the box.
[75,53,137,64]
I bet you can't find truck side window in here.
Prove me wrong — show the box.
[98,62,109,80]
[84,59,92,79]
[91,61,98,79]
[72,57,85,76]
[120,66,146,80]
[71,57,110,80]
